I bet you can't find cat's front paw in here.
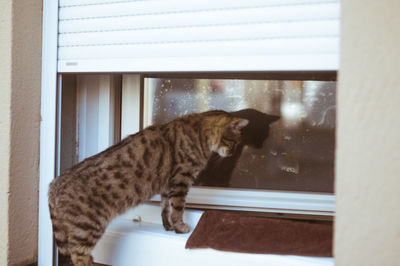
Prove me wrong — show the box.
[163,222,174,231]
[174,222,190,234]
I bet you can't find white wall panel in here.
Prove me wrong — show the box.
[121,75,141,139]
[76,75,120,161]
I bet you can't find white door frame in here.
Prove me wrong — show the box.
[38,0,59,265]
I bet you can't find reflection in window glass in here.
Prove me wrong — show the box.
[145,78,335,193]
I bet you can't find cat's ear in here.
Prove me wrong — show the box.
[266,115,280,123]
[230,118,249,133]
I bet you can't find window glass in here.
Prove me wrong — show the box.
[146,78,335,193]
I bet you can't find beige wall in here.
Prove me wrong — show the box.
[335,0,400,265]
[0,0,42,265]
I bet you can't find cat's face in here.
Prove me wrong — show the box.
[213,117,249,157]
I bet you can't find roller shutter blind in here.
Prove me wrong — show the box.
[58,0,340,72]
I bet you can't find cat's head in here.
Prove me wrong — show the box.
[203,111,249,157]
[230,109,280,149]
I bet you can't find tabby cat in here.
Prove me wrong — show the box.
[48,110,248,266]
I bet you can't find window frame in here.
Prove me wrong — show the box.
[38,1,337,264]
[138,73,336,216]
[40,71,336,265]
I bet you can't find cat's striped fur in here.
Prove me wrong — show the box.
[48,110,248,266]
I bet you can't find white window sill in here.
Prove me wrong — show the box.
[92,205,334,266]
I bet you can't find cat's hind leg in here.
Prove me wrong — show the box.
[66,217,105,266]
[70,252,93,266]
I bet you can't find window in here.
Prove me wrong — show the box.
[59,73,335,216]
[40,0,340,264]
[145,77,335,192]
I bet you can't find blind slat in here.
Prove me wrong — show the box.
[59,37,338,60]
[60,0,333,7]
[59,0,336,19]
[59,21,339,47]
[59,0,144,7]
[59,4,339,34]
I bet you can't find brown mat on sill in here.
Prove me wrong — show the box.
[185,210,333,257]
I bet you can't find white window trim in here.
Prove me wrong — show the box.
[155,188,334,216]
[38,1,58,265]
